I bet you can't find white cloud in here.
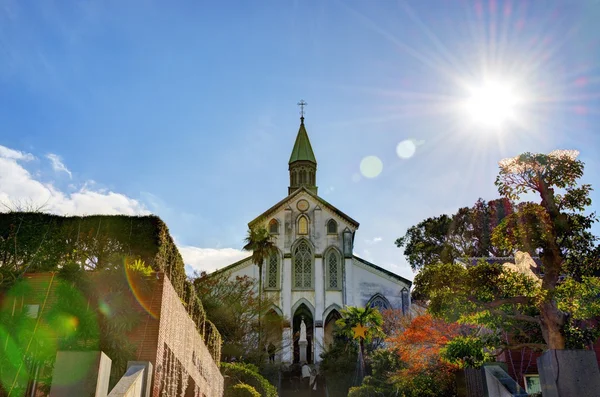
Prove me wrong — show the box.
[365,236,383,245]
[0,144,148,215]
[179,245,249,274]
[0,144,249,277]
[46,153,72,178]
[0,145,34,161]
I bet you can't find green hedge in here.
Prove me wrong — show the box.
[0,213,186,292]
[0,213,221,362]
[221,362,277,397]
[226,383,261,397]
[348,385,383,397]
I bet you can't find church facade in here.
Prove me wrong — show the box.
[215,113,411,364]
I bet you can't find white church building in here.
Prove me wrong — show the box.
[214,111,411,364]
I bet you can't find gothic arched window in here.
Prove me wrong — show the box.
[326,250,341,290]
[326,219,337,234]
[266,253,280,289]
[269,219,279,234]
[369,295,391,312]
[298,216,309,235]
[293,241,313,289]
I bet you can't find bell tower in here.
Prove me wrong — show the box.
[288,100,317,195]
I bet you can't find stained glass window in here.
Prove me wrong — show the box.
[298,216,308,235]
[267,254,279,288]
[328,252,339,289]
[293,241,312,289]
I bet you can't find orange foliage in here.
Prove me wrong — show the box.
[386,314,461,376]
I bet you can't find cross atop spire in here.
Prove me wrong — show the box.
[297,99,307,122]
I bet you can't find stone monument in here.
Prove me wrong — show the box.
[299,316,308,363]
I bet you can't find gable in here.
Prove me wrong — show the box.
[210,256,253,276]
[248,187,359,230]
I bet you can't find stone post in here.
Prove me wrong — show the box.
[537,349,600,397]
[299,340,308,363]
[49,351,112,397]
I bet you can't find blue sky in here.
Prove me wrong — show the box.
[1,0,599,280]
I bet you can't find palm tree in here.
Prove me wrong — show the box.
[336,305,384,383]
[243,227,277,351]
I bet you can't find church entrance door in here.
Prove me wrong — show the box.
[292,304,313,364]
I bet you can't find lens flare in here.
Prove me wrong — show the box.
[396,140,417,159]
[360,156,383,178]
[124,260,158,319]
[98,300,112,317]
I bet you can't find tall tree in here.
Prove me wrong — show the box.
[192,271,283,362]
[243,227,278,347]
[396,198,514,271]
[336,306,384,363]
[493,150,598,349]
[404,150,600,351]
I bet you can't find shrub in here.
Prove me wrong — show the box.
[226,383,260,397]
[440,336,493,368]
[221,362,277,397]
[348,384,384,397]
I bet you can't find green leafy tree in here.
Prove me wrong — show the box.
[336,306,384,362]
[396,198,514,271]
[404,150,600,351]
[192,271,284,364]
[493,150,599,349]
[440,336,494,368]
[243,227,277,342]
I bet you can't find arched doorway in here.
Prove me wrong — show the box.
[293,303,313,363]
[323,309,341,350]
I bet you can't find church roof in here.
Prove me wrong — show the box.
[288,119,317,164]
[353,255,412,286]
[248,186,359,228]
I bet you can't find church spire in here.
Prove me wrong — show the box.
[288,100,317,195]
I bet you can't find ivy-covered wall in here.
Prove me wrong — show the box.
[0,213,186,293]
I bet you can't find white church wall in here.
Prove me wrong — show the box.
[351,259,409,310]
[323,290,343,314]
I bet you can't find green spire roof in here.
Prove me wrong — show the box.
[288,118,317,164]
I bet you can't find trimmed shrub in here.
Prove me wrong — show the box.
[348,385,383,397]
[221,362,277,397]
[226,383,261,397]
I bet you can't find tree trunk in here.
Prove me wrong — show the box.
[258,262,263,358]
[536,178,568,349]
[540,301,566,349]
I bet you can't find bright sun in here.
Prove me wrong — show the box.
[464,80,520,128]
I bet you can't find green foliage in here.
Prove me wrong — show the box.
[226,383,261,397]
[221,362,277,397]
[0,213,187,293]
[440,336,494,368]
[396,198,514,270]
[320,336,359,397]
[348,384,384,397]
[391,373,457,397]
[243,227,277,268]
[336,306,384,344]
[555,276,600,320]
[193,272,282,363]
[403,150,600,351]
[413,260,546,348]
